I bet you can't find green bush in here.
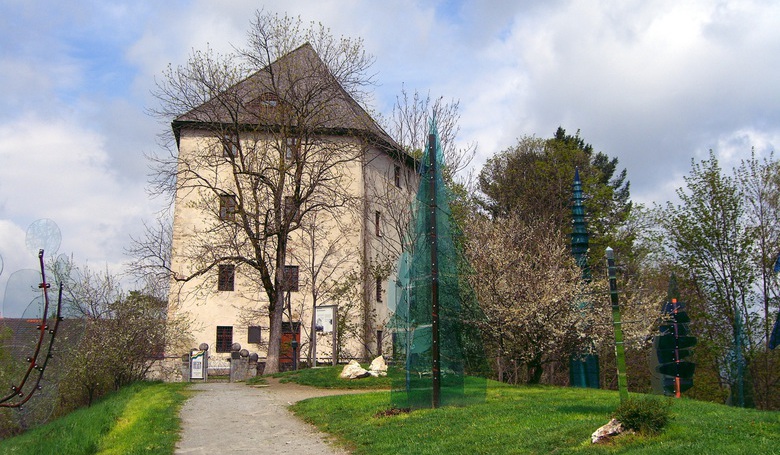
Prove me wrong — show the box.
[613,396,672,435]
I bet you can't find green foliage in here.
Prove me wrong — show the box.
[612,396,672,435]
[0,328,21,439]
[660,151,758,406]
[477,127,632,274]
[270,364,394,389]
[293,385,780,454]
[328,268,373,361]
[56,290,169,411]
[0,382,188,454]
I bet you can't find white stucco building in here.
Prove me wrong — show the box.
[167,43,417,368]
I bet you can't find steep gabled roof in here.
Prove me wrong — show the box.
[172,43,410,162]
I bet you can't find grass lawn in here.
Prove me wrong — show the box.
[0,381,189,455]
[289,371,780,455]
[268,364,393,389]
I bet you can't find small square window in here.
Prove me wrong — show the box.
[216,326,233,353]
[219,195,237,221]
[218,264,235,291]
[247,326,261,344]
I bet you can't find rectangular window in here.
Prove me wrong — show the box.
[218,264,235,291]
[223,134,237,157]
[216,326,233,353]
[247,326,261,344]
[394,165,401,188]
[375,211,382,237]
[219,194,236,221]
[285,137,295,160]
[376,276,382,302]
[284,195,296,222]
[282,265,299,292]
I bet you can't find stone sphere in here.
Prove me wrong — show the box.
[239,349,249,357]
[231,342,242,352]
[249,353,259,362]
[199,343,209,351]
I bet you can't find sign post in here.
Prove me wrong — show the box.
[315,305,338,365]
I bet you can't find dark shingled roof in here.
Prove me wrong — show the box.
[172,43,410,162]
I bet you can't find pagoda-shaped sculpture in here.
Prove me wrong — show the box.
[569,168,600,388]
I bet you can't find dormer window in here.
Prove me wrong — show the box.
[259,92,278,108]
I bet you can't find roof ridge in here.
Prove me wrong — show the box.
[173,42,406,157]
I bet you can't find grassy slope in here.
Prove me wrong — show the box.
[0,382,189,455]
[2,367,777,454]
[290,374,780,455]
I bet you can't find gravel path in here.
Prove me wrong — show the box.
[175,379,366,454]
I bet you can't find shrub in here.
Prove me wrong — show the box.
[613,396,672,435]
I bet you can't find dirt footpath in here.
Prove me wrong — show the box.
[175,379,365,454]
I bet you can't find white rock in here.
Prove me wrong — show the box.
[591,418,625,444]
[339,360,370,379]
[368,356,388,376]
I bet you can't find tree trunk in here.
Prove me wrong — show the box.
[527,356,544,384]
[309,300,317,366]
[264,294,285,374]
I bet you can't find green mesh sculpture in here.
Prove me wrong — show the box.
[389,121,485,409]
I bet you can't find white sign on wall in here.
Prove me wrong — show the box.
[315,305,336,333]
[191,350,205,380]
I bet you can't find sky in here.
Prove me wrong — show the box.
[1,0,780,308]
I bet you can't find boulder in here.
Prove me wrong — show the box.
[340,360,370,379]
[368,356,388,377]
[591,418,626,444]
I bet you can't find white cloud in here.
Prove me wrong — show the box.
[2,0,780,283]
[0,113,152,271]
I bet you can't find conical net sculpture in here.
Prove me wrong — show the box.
[389,122,485,409]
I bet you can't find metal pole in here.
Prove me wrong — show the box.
[332,306,338,366]
[735,302,744,407]
[606,247,629,403]
[428,132,441,408]
[672,300,681,398]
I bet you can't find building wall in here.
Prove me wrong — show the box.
[168,128,417,364]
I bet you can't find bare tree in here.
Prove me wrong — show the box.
[126,214,173,301]
[366,85,477,266]
[289,210,358,364]
[384,85,476,180]
[148,12,394,373]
